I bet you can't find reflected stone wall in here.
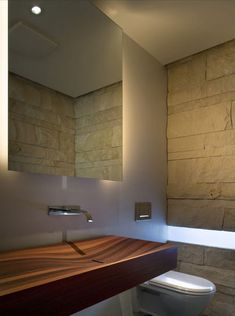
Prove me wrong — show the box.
[74,82,122,180]
[8,74,75,176]
[8,74,122,180]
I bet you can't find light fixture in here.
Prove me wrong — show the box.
[31,5,42,15]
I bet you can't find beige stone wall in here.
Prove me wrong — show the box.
[74,82,122,180]
[176,242,235,316]
[9,75,122,180]
[167,40,235,231]
[9,74,75,176]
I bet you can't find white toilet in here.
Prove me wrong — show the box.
[136,270,216,316]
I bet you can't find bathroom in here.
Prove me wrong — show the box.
[0,0,235,315]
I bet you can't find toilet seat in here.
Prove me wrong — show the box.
[148,270,216,296]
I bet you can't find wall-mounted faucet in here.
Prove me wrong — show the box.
[48,205,93,223]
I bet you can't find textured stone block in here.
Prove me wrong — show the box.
[168,133,204,153]
[40,88,53,111]
[8,161,57,175]
[112,125,122,147]
[75,119,121,134]
[107,164,122,180]
[168,199,224,229]
[23,82,41,107]
[9,74,25,102]
[216,284,235,296]
[52,93,74,118]
[232,100,235,128]
[168,60,190,93]
[213,292,234,305]
[9,98,60,125]
[10,110,43,130]
[35,126,59,149]
[168,102,231,138]
[167,183,223,200]
[60,116,75,131]
[167,182,235,201]
[75,158,122,181]
[75,82,122,118]
[168,156,235,184]
[168,54,206,93]
[176,242,204,265]
[179,262,235,288]
[205,248,235,271]
[8,118,17,141]
[59,132,75,163]
[168,129,235,160]
[76,147,121,163]
[8,154,45,166]
[9,119,37,145]
[167,88,191,106]
[207,40,235,80]
[76,106,122,129]
[168,90,235,115]
[205,300,235,316]
[206,73,235,97]
[223,209,235,231]
[75,128,113,152]
[9,141,45,159]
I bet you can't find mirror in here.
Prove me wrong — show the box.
[8,0,122,181]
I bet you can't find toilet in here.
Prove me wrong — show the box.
[136,270,216,316]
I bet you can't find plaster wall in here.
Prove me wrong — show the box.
[0,35,167,252]
[0,33,167,316]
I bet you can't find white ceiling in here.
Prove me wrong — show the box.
[8,0,122,97]
[94,0,235,65]
[8,0,235,97]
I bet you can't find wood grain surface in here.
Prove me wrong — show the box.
[0,236,177,315]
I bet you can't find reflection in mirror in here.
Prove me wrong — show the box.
[8,0,122,181]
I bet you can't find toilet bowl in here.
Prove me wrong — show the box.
[136,270,216,316]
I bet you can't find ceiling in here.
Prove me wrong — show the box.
[8,0,122,97]
[94,0,235,65]
[8,0,235,97]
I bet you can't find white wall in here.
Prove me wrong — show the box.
[0,4,167,311]
[0,34,167,251]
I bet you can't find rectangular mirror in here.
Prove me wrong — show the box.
[8,0,122,181]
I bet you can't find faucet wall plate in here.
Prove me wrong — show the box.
[48,206,93,222]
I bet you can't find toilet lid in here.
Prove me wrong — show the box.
[149,271,216,294]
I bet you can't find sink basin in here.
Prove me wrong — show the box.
[0,236,177,315]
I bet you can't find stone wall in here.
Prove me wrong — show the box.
[176,242,235,316]
[74,82,122,180]
[9,75,122,180]
[9,74,75,176]
[167,39,235,231]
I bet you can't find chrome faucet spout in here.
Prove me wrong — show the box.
[48,205,93,223]
[78,209,93,223]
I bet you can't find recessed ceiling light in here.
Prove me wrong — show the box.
[31,5,42,15]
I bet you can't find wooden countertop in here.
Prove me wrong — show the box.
[0,236,177,315]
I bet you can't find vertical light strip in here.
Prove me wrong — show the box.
[0,1,8,170]
[168,226,235,250]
